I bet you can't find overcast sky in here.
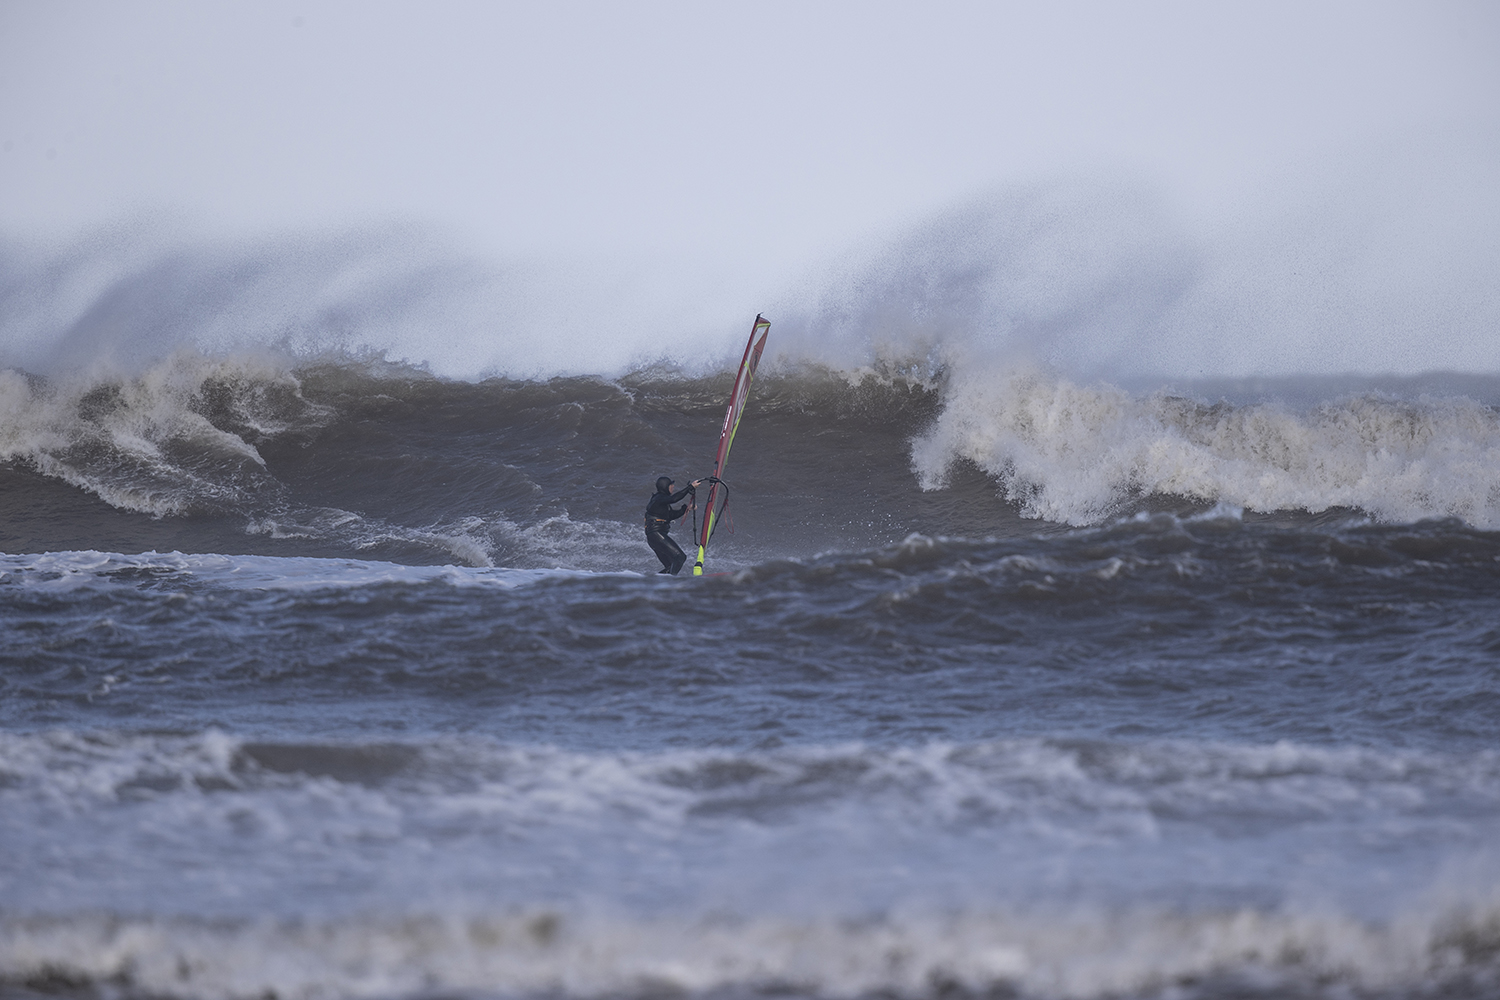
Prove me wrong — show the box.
[4,2,1497,258]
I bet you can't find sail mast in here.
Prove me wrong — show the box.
[693,314,771,576]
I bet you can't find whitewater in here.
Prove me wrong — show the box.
[3,180,1500,1000]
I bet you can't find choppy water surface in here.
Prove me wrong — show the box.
[2,352,1500,1000]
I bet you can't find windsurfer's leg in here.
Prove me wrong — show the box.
[646,528,677,573]
[663,535,687,575]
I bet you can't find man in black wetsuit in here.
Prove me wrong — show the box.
[645,476,701,575]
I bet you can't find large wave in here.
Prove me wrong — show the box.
[4,164,1500,545]
[2,349,1498,552]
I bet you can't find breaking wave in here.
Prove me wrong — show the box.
[0,350,322,517]
[1,348,1497,562]
[4,902,1500,1000]
[913,367,1500,527]
[2,729,1500,999]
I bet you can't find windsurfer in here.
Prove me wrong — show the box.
[645,476,702,575]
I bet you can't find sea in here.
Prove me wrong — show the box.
[2,218,1500,1000]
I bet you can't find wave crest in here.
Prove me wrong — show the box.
[3,902,1499,1000]
[0,350,327,517]
[914,368,1500,527]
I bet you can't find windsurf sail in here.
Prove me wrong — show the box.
[692,314,771,576]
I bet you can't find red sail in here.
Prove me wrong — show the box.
[693,314,771,574]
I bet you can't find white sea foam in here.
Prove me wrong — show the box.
[0,550,612,592]
[486,512,650,572]
[6,730,1494,825]
[2,897,1499,1000]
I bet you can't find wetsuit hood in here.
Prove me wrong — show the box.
[655,476,674,493]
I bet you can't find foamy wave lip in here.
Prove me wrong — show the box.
[0,550,615,592]
[912,368,1500,528]
[0,350,329,518]
[3,901,1499,1000]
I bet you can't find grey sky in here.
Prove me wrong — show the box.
[4,2,1496,252]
